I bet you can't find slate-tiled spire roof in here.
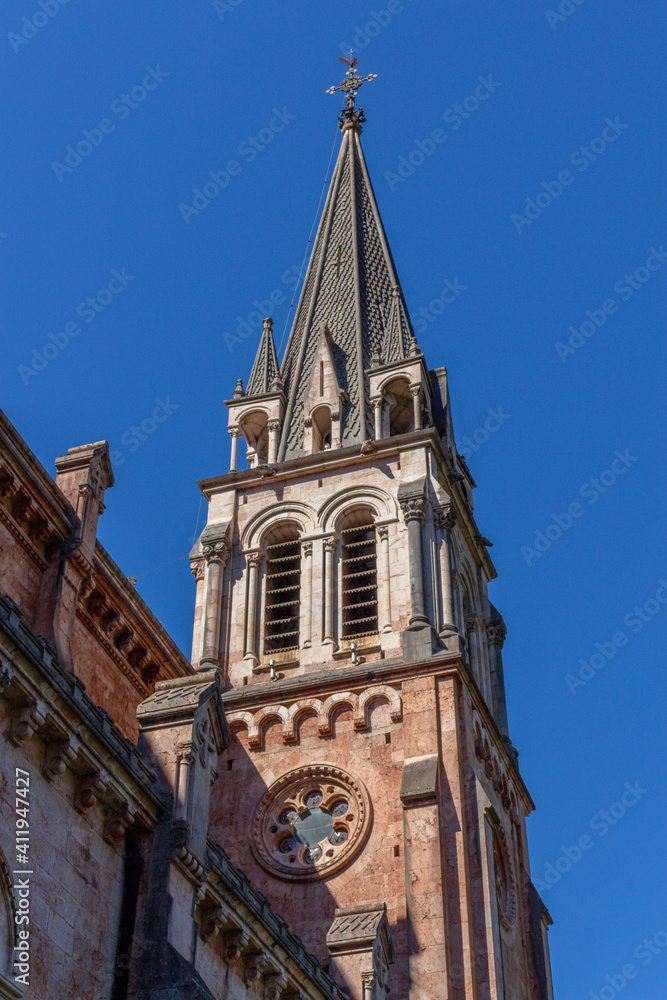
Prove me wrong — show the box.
[247,318,281,396]
[276,123,417,461]
[382,284,412,363]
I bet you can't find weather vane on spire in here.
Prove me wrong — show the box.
[326,54,377,130]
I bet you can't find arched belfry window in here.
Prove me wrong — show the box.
[264,525,301,654]
[340,510,378,640]
[241,410,269,466]
[384,377,415,436]
[312,406,332,452]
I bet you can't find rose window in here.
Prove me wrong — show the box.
[492,826,516,929]
[251,764,372,880]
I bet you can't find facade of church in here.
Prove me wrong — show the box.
[0,70,554,1000]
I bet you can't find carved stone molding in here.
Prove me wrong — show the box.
[251,763,372,882]
[8,702,44,746]
[264,972,289,1000]
[74,771,108,813]
[202,531,231,566]
[485,620,507,648]
[198,904,225,943]
[227,685,402,749]
[42,736,77,781]
[433,503,457,532]
[224,926,251,962]
[244,951,270,986]
[473,713,519,821]
[103,802,134,845]
[487,810,517,930]
[398,490,427,525]
[323,535,337,553]
[190,559,205,582]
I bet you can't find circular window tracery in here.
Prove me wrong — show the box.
[251,764,372,880]
[492,825,516,929]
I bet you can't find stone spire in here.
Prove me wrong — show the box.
[276,64,419,462]
[246,318,281,396]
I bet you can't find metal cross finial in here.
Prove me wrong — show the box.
[326,53,377,130]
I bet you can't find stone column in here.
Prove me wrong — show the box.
[485,618,510,740]
[432,504,458,638]
[267,419,280,464]
[323,535,337,648]
[301,541,313,648]
[399,493,428,627]
[199,538,230,670]
[410,384,422,431]
[465,615,481,688]
[377,525,392,632]
[399,481,437,661]
[190,558,206,666]
[331,411,341,448]
[372,397,383,440]
[229,428,241,472]
[243,551,263,665]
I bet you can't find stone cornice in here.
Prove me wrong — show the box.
[0,594,164,820]
[0,408,74,529]
[221,653,534,814]
[92,543,193,680]
[206,841,348,1000]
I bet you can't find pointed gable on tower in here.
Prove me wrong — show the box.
[301,322,347,452]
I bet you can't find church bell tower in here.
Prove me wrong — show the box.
[191,59,556,1000]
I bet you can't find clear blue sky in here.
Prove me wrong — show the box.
[2,1,666,995]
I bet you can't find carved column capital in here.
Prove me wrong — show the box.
[301,540,313,557]
[246,551,263,570]
[202,539,230,565]
[267,419,281,432]
[465,614,478,635]
[229,427,242,439]
[433,503,457,532]
[176,741,197,768]
[399,493,427,525]
[409,384,422,398]
[190,559,205,582]
[323,534,338,553]
[377,524,389,541]
[485,620,507,647]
